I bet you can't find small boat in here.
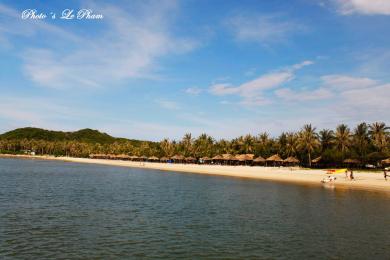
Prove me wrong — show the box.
[321,176,337,183]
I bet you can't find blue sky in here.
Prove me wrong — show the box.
[0,0,389,140]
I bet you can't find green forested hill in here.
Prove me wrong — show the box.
[0,127,143,144]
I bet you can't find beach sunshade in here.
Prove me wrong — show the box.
[212,155,223,160]
[148,156,159,160]
[343,158,360,164]
[253,156,266,162]
[266,154,283,162]
[160,157,169,161]
[171,155,185,160]
[185,156,196,161]
[245,154,255,160]
[235,154,246,161]
[381,158,390,164]
[201,156,211,161]
[284,156,300,163]
[312,156,322,163]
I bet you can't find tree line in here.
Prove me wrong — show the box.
[0,122,389,167]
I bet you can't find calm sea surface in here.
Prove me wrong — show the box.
[0,158,389,259]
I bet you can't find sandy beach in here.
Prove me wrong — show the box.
[2,154,389,193]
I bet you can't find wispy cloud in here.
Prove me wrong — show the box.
[225,13,305,44]
[332,0,390,15]
[155,99,180,110]
[209,60,313,106]
[185,87,203,95]
[0,1,198,89]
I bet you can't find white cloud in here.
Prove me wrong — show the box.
[226,13,305,44]
[209,61,313,106]
[155,99,180,110]
[275,87,333,101]
[321,74,377,89]
[333,0,390,15]
[0,1,198,89]
[185,87,203,95]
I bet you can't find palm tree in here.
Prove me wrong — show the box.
[160,138,174,157]
[181,133,193,156]
[297,124,319,167]
[335,124,351,158]
[353,122,369,160]
[369,122,389,152]
[319,129,334,152]
[242,134,254,154]
[285,132,298,156]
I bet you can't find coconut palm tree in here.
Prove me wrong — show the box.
[319,129,334,152]
[353,122,370,160]
[335,124,351,158]
[181,133,193,156]
[285,132,298,156]
[369,122,389,152]
[297,124,319,167]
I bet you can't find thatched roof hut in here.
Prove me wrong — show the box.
[235,154,246,161]
[343,158,361,164]
[160,157,169,162]
[284,156,300,164]
[253,156,266,162]
[266,154,283,162]
[148,156,159,161]
[381,158,390,165]
[212,155,223,160]
[185,156,196,162]
[171,155,185,161]
[129,155,139,160]
[116,154,131,160]
[201,156,211,161]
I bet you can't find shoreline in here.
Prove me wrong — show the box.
[1,154,389,193]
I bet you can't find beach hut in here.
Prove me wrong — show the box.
[212,155,223,164]
[266,154,283,166]
[381,158,390,166]
[185,156,197,164]
[221,154,236,165]
[284,156,300,166]
[343,158,361,169]
[160,156,169,163]
[129,155,139,161]
[253,156,266,166]
[148,156,159,162]
[116,154,131,161]
[200,156,211,164]
[171,154,185,163]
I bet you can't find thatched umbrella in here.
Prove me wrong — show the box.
[381,158,390,165]
[148,156,159,162]
[235,154,246,162]
[312,156,321,164]
[212,155,223,160]
[343,158,361,164]
[284,156,300,166]
[201,156,211,161]
[253,156,266,166]
[129,155,139,161]
[171,154,185,163]
[185,156,197,163]
[160,156,169,162]
[116,154,131,160]
[266,154,283,166]
[253,156,266,162]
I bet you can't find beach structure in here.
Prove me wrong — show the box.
[381,158,390,166]
[148,156,159,162]
[200,156,211,164]
[284,156,300,166]
[160,156,169,163]
[129,155,140,161]
[171,154,185,163]
[212,155,223,164]
[266,154,283,166]
[343,158,361,168]
[253,156,266,166]
[185,156,197,163]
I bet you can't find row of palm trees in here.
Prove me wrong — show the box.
[1,122,389,167]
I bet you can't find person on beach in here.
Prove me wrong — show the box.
[345,169,348,179]
[350,169,354,180]
[384,170,388,181]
